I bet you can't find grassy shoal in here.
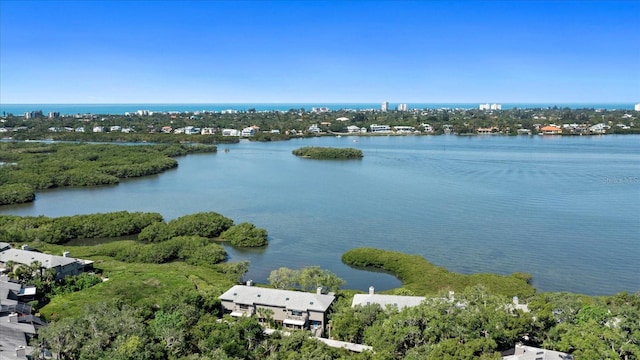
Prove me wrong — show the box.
[342,247,535,298]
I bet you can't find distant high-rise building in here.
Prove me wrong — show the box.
[381,101,389,112]
[24,110,43,119]
[397,103,407,111]
[634,103,640,111]
[480,103,501,111]
[48,111,60,119]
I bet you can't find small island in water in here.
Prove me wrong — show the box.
[292,146,363,160]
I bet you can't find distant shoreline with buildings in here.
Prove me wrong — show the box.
[1,102,638,116]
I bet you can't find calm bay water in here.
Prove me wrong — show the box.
[1,135,639,295]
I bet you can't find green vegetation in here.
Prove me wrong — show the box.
[0,142,216,205]
[33,301,356,360]
[4,107,638,141]
[137,212,268,248]
[219,222,268,247]
[342,248,535,298]
[0,211,163,244]
[7,231,638,359]
[267,266,345,292]
[292,146,363,160]
[13,131,239,145]
[326,286,640,359]
[0,183,35,205]
[0,210,635,358]
[138,212,235,243]
[101,236,228,266]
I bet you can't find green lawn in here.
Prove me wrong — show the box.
[35,241,235,320]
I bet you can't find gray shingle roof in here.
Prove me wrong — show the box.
[352,294,426,310]
[219,285,335,312]
[0,249,78,269]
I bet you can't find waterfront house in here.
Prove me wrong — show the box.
[201,128,215,135]
[184,126,200,135]
[393,126,416,134]
[222,128,240,136]
[242,127,257,137]
[539,125,562,135]
[421,123,434,133]
[369,124,392,133]
[346,125,362,133]
[589,123,609,134]
[477,127,499,134]
[308,124,321,133]
[219,284,335,335]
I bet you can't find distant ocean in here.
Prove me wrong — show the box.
[0,103,637,116]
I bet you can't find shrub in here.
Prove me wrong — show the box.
[292,146,363,160]
[167,212,234,238]
[0,183,35,205]
[219,222,268,247]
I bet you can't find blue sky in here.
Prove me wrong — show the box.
[1,0,639,104]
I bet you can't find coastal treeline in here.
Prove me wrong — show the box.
[0,211,268,248]
[0,211,162,244]
[0,183,35,205]
[292,146,363,160]
[12,131,240,145]
[31,279,640,359]
[5,221,637,360]
[0,142,217,205]
[3,107,638,140]
[342,248,535,298]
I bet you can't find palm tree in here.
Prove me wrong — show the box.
[5,260,16,280]
[30,260,43,279]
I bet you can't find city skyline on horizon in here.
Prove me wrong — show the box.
[1,1,639,104]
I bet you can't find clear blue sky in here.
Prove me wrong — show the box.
[1,0,639,104]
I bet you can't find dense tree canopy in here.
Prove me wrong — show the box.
[292,147,363,160]
[268,266,345,292]
[0,142,217,205]
[0,211,163,244]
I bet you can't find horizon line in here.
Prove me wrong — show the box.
[2,101,637,105]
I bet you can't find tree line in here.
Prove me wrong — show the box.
[0,211,268,247]
[3,107,638,139]
[0,142,217,205]
[292,147,363,160]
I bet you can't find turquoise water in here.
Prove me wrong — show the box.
[1,135,638,295]
[1,102,636,115]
